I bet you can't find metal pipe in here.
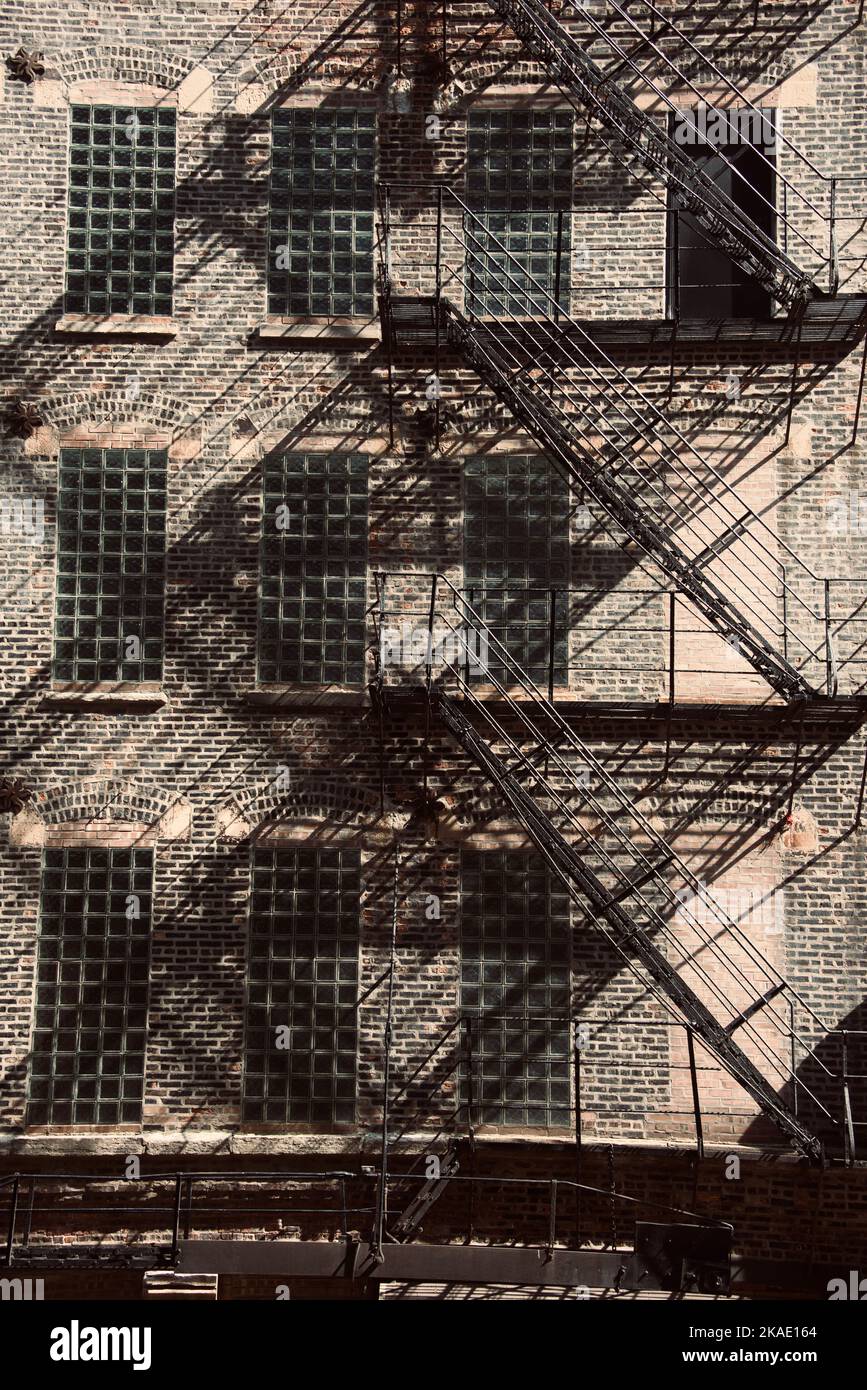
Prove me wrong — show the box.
[829,177,840,296]
[668,591,676,704]
[170,1175,183,1266]
[553,209,564,323]
[434,186,443,451]
[842,1032,856,1163]
[547,1180,558,1260]
[574,1021,583,1248]
[855,740,867,830]
[423,573,438,803]
[548,587,557,702]
[824,578,838,697]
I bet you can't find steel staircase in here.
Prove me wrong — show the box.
[389,1137,470,1242]
[380,186,837,701]
[486,0,826,307]
[374,576,844,1163]
[443,292,815,700]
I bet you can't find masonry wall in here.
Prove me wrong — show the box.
[1,0,867,1288]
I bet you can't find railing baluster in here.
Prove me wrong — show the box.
[4,1177,19,1267]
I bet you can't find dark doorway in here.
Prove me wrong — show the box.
[668,109,778,319]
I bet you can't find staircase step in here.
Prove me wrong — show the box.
[390,1140,468,1242]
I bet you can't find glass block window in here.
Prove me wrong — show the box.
[66,105,176,316]
[27,849,152,1126]
[258,453,368,686]
[53,448,167,683]
[244,848,360,1125]
[465,110,574,317]
[460,851,571,1128]
[268,109,376,317]
[465,455,570,686]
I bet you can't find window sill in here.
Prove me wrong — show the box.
[54,314,179,339]
[252,315,381,350]
[41,684,168,712]
[244,684,369,711]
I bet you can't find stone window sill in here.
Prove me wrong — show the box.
[252,315,381,350]
[41,684,168,712]
[244,684,368,711]
[54,314,179,339]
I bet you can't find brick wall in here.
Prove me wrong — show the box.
[1,0,866,1283]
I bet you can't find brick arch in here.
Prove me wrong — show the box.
[49,45,196,91]
[34,780,178,826]
[437,59,548,110]
[35,389,197,437]
[256,54,384,100]
[672,390,784,429]
[217,774,406,843]
[241,774,397,825]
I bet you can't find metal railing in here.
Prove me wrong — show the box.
[489,0,864,298]
[378,180,867,699]
[404,578,867,701]
[0,1163,726,1267]
[380,1011,867,1163]
[372,568,858,1158]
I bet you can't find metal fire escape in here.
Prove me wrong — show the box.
[486,0,836,304]
[373,574,852,1165]
[382,184,844,703]
[373,3,867,1172]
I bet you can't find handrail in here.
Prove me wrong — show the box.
[377,579,867,697]
[0,1166,734,1263]
[376,570,839,1056]
[377,180,867,695]
[610,0,849,187]
[594,0,829,211]
[488,0,822,294]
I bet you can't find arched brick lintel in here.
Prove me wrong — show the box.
[9,781,192,848]
[49,46,197,91]
[217,776,407,846]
